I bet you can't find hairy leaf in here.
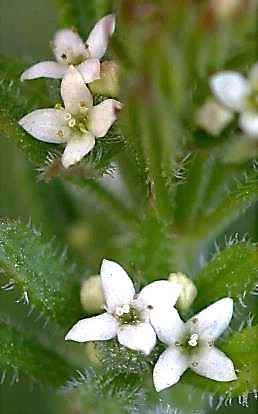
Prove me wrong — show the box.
[0,322,74,387]
[0,219,82,329]
[193,240,258,311]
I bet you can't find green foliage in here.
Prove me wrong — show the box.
[0,322,74,387]
[128,212,174,283]
[193,240,258,311]
[0,219,82,329]
[57,0,113,36]
[0,55,60,165]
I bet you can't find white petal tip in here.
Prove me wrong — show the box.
[20,73,26,82]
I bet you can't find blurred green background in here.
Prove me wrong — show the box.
[0,0,257,413]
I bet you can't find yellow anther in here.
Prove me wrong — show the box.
[56,129,64,138]
[79,122,87,133]
[64,112,72,121]
[55,103,63,110]
[79,101,88,110]
[69,118,76,128]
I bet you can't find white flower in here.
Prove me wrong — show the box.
[20,14,116,83]
[153,298,237,392]
[19,66,122,168]
[210,64,258,139]
[65,259,181,355]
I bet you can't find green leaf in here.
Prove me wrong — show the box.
[127,211,174,283]
[0,219,82,329]
[0,321,74,387]
[187,167,258,242]
[193,240,258,311]
[0,54,60,165]
[57,0,113,37]
[182,326,258,397]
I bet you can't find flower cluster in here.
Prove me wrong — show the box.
[65,259,237,392]
[210,64,258,139]
[18,15,122,168]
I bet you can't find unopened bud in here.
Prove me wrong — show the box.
[85,343,101,366]
[169,272,197,311]
[90,61,120,97]
[210,0,241,20]
[195,98,233,137]
[80,275,105,314]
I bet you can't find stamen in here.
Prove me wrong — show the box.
[64,112,72,121]
[61,53,67,60]
[54,103,63,110]
[191,317,198,324]
[56,129,64,138]
[175,340,181,346]
[188,333,199,347]
[69,118,76,128]
[115,306,124,317]
[79,101,88,111]
[71,26,78,33]
[192,361,199,367]
[208,340,214,348]
[79,123,87,133]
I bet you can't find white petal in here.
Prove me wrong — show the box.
[61,132,95,168]
[20,61,66,81]
[150,307,185,346]
[88,99,122,138]
[86,14,116,59]
[117,322,156,355]
[210,71,248,111]
[136,280,181,310]
[61,65,93,114]
[100,259,135,312]
[19,108,67,143]
[153,347,189,392]
[53,29,88,63]
[239,110,258,139]
[249,63,258,84]
[191,346,237,382]
[77,58,100,83]
[187,298,233,341]
[65,312,117,342]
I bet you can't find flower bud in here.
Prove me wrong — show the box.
[80,275,105,314]
[89,61,120,97]
[169,272,197,311]
[195,98,233,137]
[210,0,241,20]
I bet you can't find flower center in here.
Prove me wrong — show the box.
[54,102,89,137]
[60,48,88,65]
[188,333,199,347]
[115,304,141,325]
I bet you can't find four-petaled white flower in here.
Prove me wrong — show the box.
[65,259,181,355]
[19,66,122,168]
[153,298,237,391]
[210,64,258,139]
[20,14,116,84]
